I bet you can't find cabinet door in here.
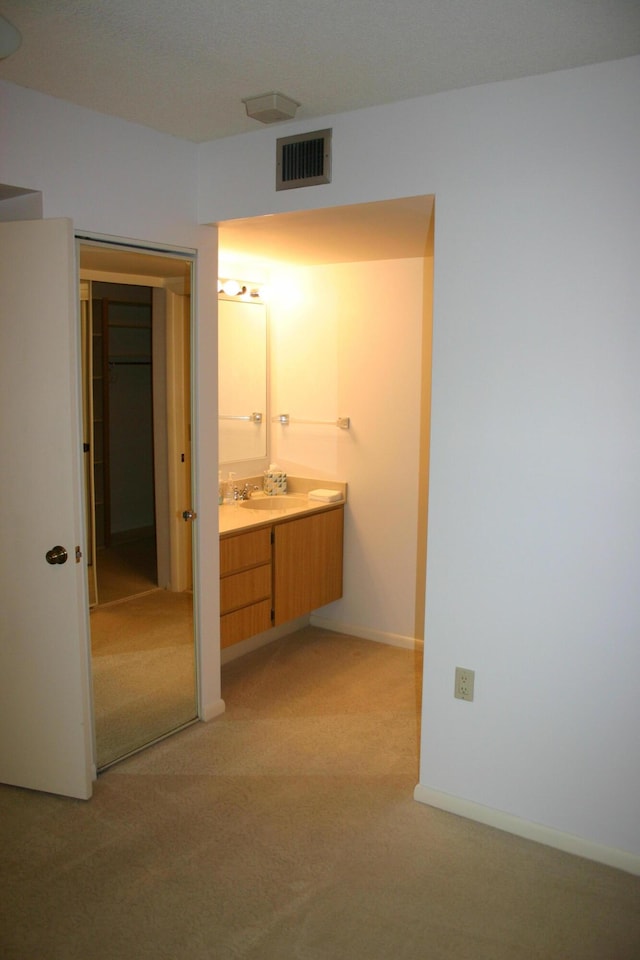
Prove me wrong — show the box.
[274,507,343,626]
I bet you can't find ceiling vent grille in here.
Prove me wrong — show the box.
[276,129,332,191]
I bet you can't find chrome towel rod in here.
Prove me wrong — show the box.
[272,414,350,430]
[219,412,263,423]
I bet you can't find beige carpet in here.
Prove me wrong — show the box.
[1,626,639,960]
[91,590,196,768]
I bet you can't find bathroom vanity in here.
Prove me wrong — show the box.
[219,483,345,648]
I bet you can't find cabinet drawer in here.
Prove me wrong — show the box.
[220,563,271,615]
[221,600,272,648]
[220,527,271,576]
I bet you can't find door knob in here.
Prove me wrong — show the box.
[46,545,68,565]
[182,510,197,522]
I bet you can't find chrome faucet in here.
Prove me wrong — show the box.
[235,483,260,500]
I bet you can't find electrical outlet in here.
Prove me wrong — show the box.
[454,667,475,702]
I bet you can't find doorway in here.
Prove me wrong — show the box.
[217,197,433,735]
[89,285,156,604]
[79,240,198,769]
[217,196,433,641]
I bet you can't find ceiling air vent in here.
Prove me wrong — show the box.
[276,129,332,191]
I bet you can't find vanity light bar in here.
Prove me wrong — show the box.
[218,279,266,300]
[218,279,245,296]
[272,414,350,430]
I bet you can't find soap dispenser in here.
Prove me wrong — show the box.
[224,471,236,504]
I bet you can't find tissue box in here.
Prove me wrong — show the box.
[264,471,287,495]
[308,488,342,502]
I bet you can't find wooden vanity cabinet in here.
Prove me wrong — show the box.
[273,507,343,626]
[219,505,344,647]
[219,527,272,648]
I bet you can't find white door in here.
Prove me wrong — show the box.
[0,218,94,800]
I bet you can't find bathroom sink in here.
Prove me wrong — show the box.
[239,496,308,511]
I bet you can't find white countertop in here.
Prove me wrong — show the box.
[218,476,347,535]
[219,493,345,536]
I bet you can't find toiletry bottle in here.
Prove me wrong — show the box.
[224,471,236,504]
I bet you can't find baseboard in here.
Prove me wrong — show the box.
[220,615,311,664]
[218,613,420,666]
[199,697,226,722]
[413,784,640,877]
[310,614,422,651]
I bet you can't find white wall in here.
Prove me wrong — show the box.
[216,255,425,643]
[269,258,425,643]
[4,55,639,866]
[200,57,640,866]
[0,80,222,723]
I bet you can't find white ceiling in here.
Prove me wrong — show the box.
[1,1,639,144]
[3,2,637,267]
[218,196,435,266]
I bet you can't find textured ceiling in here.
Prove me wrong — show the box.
[1,0,639,143]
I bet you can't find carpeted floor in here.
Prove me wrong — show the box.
[91,590,197,768]
[1,626,639,960]
[95,536,158,605]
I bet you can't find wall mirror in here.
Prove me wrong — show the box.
[218,288,268,464]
